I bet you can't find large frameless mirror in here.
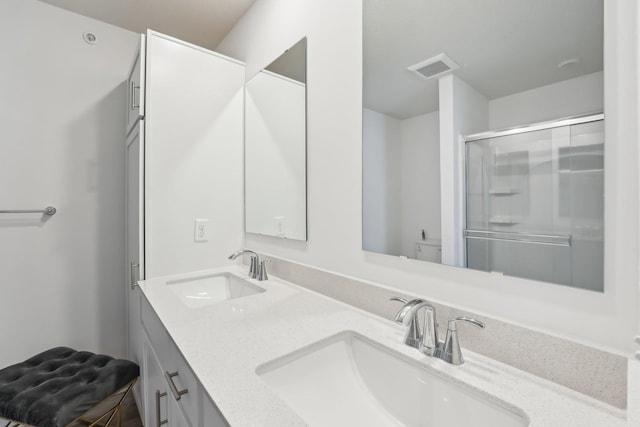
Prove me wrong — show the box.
[362,0,604,291]
[245,38,307,240]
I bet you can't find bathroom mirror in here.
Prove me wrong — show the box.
[245,38,307,240]
[362,0,604,291]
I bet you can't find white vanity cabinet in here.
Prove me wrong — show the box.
[124,29,244,424]
[126,107,145,411]
[140,296,228,427]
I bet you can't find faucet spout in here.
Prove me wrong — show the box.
[228,249,259,278]
[390,297,438,355]
[228,249,257,260]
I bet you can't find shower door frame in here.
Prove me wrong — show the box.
[461,112,604,282]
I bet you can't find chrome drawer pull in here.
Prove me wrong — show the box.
[165,371,189,401]
[155,390,168,426]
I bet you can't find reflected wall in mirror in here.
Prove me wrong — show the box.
[245,38,307,240]
[362,1,604,291]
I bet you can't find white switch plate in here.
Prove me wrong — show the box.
[274,216,285,237]
[194,219,208,242]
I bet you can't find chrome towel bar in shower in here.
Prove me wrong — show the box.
[0,206,57,216]
[463,229,571,246]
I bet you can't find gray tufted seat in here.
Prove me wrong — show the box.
[0,347,139,427]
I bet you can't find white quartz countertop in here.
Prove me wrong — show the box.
[138,265,628,427]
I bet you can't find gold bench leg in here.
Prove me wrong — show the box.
[70,378,138,427]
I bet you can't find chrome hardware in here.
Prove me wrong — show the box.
[0,206,56,216]
[131,81,140,110]
[464,229,571,247]
[257,259,270,281]
[391,297,438,355]
[436,317,485,365]
[155,390,168,426]
[164,371,189,401]
[464,113,603,143]
[228,249,260,279]
[391,299,485,365]
[130,263,140,290]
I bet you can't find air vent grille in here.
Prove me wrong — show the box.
[408,53,459,80]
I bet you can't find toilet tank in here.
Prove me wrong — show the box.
[416,240,442,263]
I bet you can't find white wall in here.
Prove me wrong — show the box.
[400,111,440,257]
[439,75,489,266]
[219,0,639,355]
[490,71,604,130]
[362,108,402,255]
[0,0,138,366]
[145,33,245,278]
[363,109,440,258]
[245,70,307,240]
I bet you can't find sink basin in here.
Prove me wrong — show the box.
[257,332,528,427]
[166,273,264,308]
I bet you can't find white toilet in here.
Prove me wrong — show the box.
[415,240,442,263]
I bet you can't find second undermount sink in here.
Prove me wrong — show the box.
[257,332,529,427]
[167,272,264,308]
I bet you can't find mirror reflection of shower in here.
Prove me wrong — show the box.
[464,115,604,291]
[361,0,605,292]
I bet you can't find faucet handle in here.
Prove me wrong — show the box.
[438,317,485,365]
[448,317,485,331]
[257,259,270,281]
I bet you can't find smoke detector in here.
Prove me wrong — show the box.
[408,53,459,80]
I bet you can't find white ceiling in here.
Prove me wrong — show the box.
[364,0,604,120]
[38,0,256,50]
[38,0,603,120]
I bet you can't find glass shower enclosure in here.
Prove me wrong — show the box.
[464,114,604,291]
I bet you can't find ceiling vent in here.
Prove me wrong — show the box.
[408,53,459,80]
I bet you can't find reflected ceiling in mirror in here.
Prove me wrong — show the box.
[362,0,604,291]
[245,38,307,241]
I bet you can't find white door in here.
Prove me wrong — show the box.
[126,122,145,409]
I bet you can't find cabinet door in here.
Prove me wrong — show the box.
[143,335,169,427]
[164,344,199,426]
[126,35,146,134]
[169,397,192,427]
[126,124,145,409]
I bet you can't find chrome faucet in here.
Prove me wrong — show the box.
[436,317,485,365]
[257,259,269,281]
[391,298,485,365]
[228,249,259,279]
[390,298,439,356]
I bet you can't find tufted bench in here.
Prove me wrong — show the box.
[0,347,139,427]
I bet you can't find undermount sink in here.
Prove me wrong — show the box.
[257,332,529,427]
[166,272,264,308]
